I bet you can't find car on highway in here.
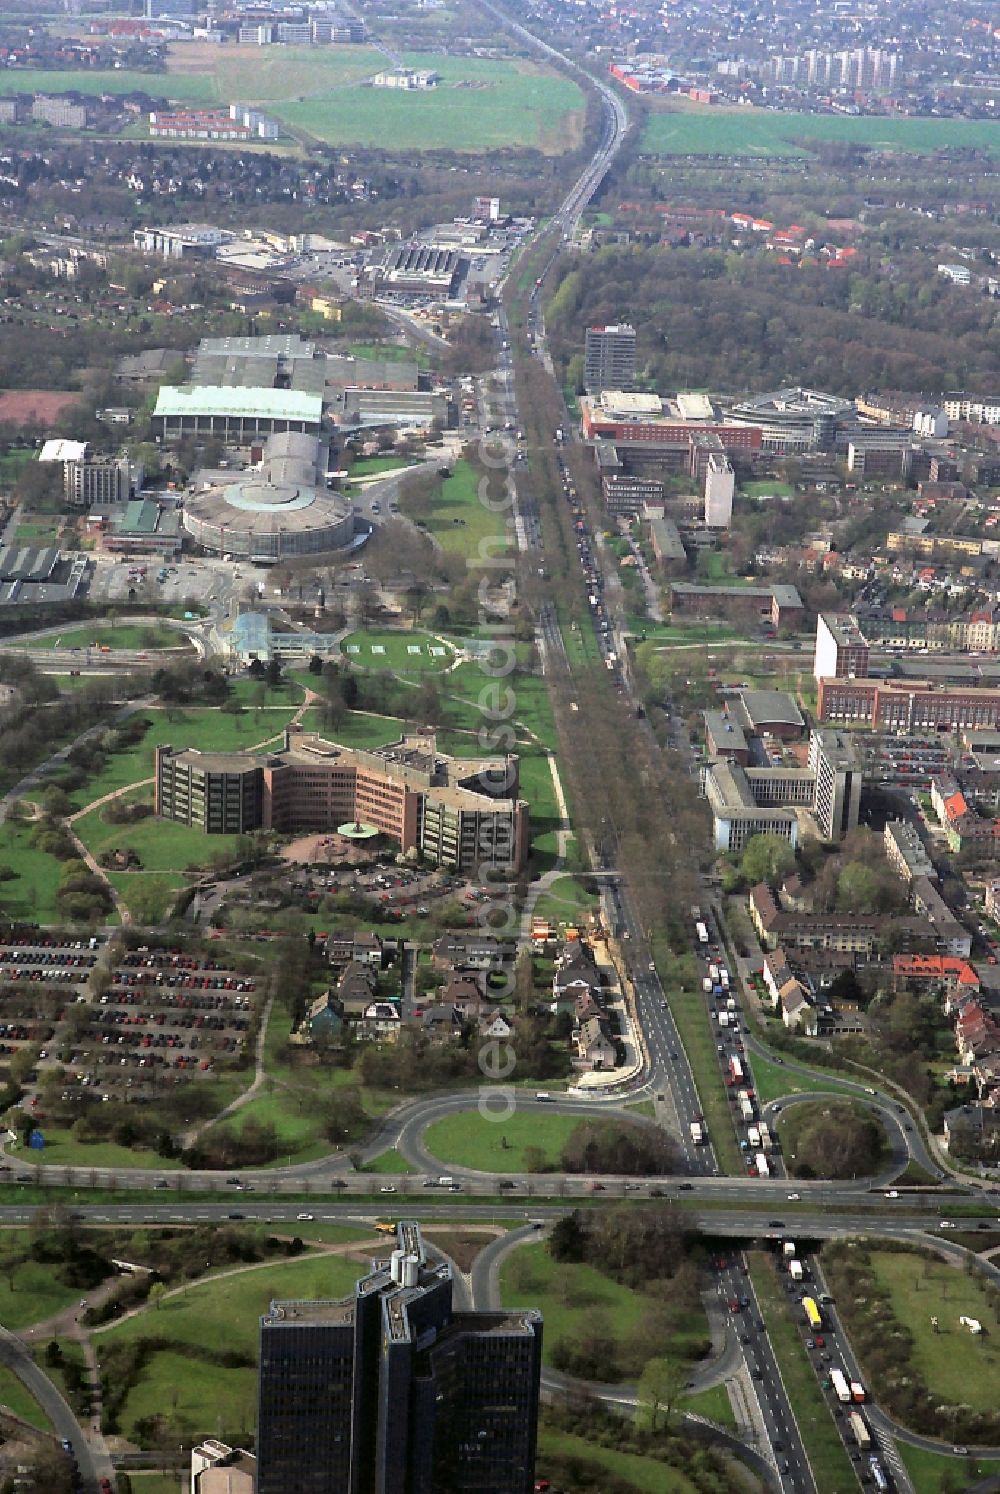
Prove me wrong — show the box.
[787,1192,800,1201]
[296,1212,314,1221]
[380,1185,397,1194]
[939,1220,955,1229]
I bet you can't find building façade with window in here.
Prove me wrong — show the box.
[154,729,528,873]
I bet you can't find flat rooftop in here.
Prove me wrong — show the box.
[154,385,323,424]
[738,690,804,730]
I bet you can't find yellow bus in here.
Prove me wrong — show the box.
[802,1296,823,1331]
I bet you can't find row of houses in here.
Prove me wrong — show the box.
[553,938,618,1071]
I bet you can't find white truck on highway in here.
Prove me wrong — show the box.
[830,1368,852,1403]
[788,1259,804,1282]
[690,1121,704,1145]
[848,1411,871,1451]
[755,1151,769,1178]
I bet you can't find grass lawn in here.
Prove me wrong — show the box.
[743,479,795,499]
[347,453,418,477]
[751,1053,857,1107]
[503,1243,709,1379]
[0,1247,89,1333]
[66,704,299,811]
[346,344,430,369]
[683,1383,736,1430]
[866,1249,1000,1412]
[0,1365,51,1431]
[423,1110,592,1173]
[415,457,511,560]
[98,1252,368,1360]
[531,874,599,927]
[23,624,182,652]
[749,1253,858,1494]
[18,1127,184,1172]
[204,1006,399,1167]
[362,1148,416,1175]
[341,628,455,673]
[275,55,584,154]
[298,707,408,749]
[116,1347,257,1447]
[642,103,1000,157]
[0,820,65,921]
[74,799,245,877]
[561,615,604,669]
[897,1443,997,1493]
[536,1426,703,1494]
[0,44,382,105]
[13,521,61,542]
[107,871,187,924]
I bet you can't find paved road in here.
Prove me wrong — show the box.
[0,1324,97,1490]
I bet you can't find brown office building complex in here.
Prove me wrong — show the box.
[155,731,528,873]
[817,677,1000,733]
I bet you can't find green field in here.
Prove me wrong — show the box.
[13,521,62,543]
[423,1110,594,1173]
[0,45,382,105]
[0,820,67,922]
[347,344,430,368]
[898,1443,997,1494]
[298,707,410,749]
[0,1365,51,1432]
[643,104,1000,157]
[743,479,795,499]
[750,1053,856,1107]
[531,874,599,927]
[866,1249,1000,1413]
[341,629,456,673]
[74,799,245,878]
[98,1252,370,1360]
[502,1242,709,1380]
[23,623,183,652]
[275,55,584,154]
[537,1427,703,1494]
[66,704,300,811]
[413,457,511,560]
[197,1006,398,1167]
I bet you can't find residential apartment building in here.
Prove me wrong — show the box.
[818,677,1000,733]
[155,731,529,873]
[257,1221,542,1494]
[884,819,935,884]
[813,612,870,683]
[749,883,879,954]
[809,728,861,840]
[63,455,134,508]
[583,323,637,394]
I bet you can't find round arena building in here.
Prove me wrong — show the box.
[182,432,354,562]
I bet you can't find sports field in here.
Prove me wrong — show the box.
[275,55,584,153]
[341,629,456,673]
[642,104,1000,157]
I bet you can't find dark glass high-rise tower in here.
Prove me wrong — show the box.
[257,1221,542,1494]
